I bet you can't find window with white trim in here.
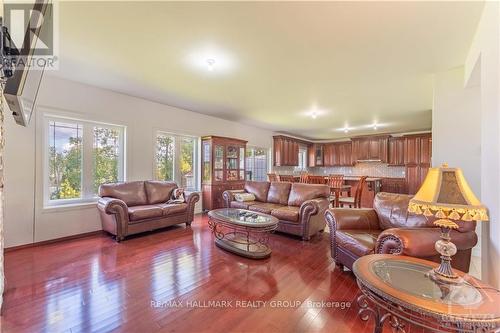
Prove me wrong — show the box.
[45,116,125,206]
[245,147,268,181]
[155,132,199,191]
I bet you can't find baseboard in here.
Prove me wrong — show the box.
[4,230,106,252]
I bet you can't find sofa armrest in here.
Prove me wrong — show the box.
[324,208,380,232]
[222,190,246,208]
[299,198,330,240]
[97,197,128,216]
[184,191,200,222]
[376,227,478,257]
[97,197,129,240]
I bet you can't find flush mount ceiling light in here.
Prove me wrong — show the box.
[303,105,328,119]
[185,44,236,75]
[206,59,216,71]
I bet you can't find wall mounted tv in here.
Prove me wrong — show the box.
[3,0,51,127]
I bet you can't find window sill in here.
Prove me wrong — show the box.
[42,201,98,213]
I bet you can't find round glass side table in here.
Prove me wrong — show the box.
[353,254,500,333]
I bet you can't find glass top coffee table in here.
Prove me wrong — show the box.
[353,254,500,333]
[207,208,279,259]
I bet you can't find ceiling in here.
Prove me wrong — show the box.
[50,1,484,140]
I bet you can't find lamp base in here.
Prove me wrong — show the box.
[427,266,464,285]
[428,219,463,285]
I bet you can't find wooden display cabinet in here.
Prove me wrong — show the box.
[201,136,247,211]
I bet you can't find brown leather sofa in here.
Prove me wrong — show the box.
[223,181,330,240]
[325,192,478,272]
[97,181,200,241]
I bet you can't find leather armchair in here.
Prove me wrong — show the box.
[325,192,478,272]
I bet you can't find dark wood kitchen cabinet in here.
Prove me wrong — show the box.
[308,144,324,167]
[381,177,406,194]
[388,137,405,166]
[352,135,389,163]
[273,136,300,166]
[322,142,353,167]
[404,133,432,195]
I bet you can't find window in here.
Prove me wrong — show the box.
[245,147,268,181]
[155,132,198,190]
[45,117,125,206]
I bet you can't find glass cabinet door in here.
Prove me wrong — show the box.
[214,145,224,182]
[202,141,211,182]
[239,147,245,180]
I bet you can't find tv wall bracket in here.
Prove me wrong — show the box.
[0,17,20,84]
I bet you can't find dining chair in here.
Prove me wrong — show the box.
[326,174,344,205]
[299,173,309,183]
[338,176,368,208]
[278,174,295,182]
[267,173,279,182]
[307,175,326,184]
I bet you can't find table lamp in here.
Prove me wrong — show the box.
[408,164,488,284]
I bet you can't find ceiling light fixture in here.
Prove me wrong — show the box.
[206,58,216,71]
[311,111,318,119]
[344,127,349,133]
[373,123,378,130]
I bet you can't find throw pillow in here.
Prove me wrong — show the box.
[168,188,186,204]
[234,193,256,202]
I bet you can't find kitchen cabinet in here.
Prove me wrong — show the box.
[352,136,389,162]
[274,136,300,166]
[381,178,406,194]
[322,142,352,167]
[404,133,432,195]
[388,137,405,166]
[308,143,325,167]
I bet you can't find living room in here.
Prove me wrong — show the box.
[0,1,499,332]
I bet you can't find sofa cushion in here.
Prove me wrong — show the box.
[145,181,178,204]
[287,183,330,207]
[248,202,284,214]
[335,230,381,257]
[158,203,188,216]
[244,181,270,202]
[230,201,259,210]
[100,181,148,206]
[267,182,292,205]
[128,205,164,222]
[271,206,299,223]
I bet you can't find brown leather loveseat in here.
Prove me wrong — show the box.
[325,192,478,272]
[223,181,330,240]
[98,181,199,241]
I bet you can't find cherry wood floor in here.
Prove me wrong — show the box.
[1,215,426,333]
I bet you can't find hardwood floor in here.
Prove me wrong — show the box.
[1,214,425,333]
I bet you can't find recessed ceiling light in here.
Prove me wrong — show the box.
[373,123,378,130]
[311,111,318,119]
[344,128,349,133]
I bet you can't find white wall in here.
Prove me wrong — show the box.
[4,75,274,248]
[463,1,500,288]
[432,66,482,258]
